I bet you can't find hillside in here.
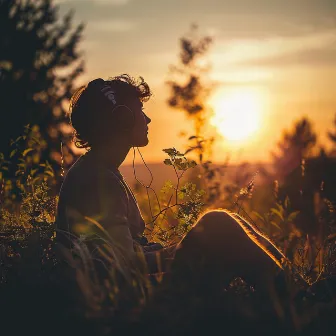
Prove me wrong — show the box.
[120,162,272,193]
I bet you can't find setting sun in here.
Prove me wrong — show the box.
[210,88,264,143]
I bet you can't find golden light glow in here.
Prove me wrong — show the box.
[210,88,264,143]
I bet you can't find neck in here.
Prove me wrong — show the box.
[89,142,131,169]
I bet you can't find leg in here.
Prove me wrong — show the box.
[153,210,290,328]
[169,209,285,291]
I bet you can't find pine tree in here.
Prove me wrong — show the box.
[327,114,336,155]
[271,117,317,181]
[0,0,84,177]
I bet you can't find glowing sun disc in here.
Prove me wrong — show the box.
[210,89,262,142]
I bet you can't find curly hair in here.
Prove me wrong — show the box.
[69,74,152,149]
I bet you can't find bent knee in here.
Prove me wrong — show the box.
[197,209,232,224]
[188,209,249,245]
[194,209,237,231]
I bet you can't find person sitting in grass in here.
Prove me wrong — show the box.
[55,74,286,298]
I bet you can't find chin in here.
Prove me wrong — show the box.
[134,137,149,147]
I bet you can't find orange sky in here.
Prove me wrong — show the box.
[56,0,336,164]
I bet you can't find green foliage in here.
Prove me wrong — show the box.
[163,147,197,170]
[0,180,57,231]
[175,182,205,231]
[0,126,58,289]
[142,148,205,246]
[0,124,58,210]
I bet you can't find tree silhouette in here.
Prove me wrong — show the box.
[328,114,336,156]
[271,117,317,181]
[166,25,223,204]
[267,118,319,236]
[0,0,84,177]
[166,24,216,156]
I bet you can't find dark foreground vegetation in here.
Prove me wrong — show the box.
[0,137,335,336]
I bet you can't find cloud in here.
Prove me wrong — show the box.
[90,19,136,32]
[55,0,130,5]
[94,0,129,5]
[244,48,336,68]
[212,28,336,68]
[54,0,336,42]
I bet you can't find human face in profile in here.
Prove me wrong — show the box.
[129,99,151,147]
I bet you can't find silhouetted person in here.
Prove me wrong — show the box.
[55,75,287,307]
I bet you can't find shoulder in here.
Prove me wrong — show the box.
[60,154,128,205]
[62,153,113,187]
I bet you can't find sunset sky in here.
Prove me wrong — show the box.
[56,0,336,165]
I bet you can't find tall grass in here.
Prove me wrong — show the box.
[0,130,336,335]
